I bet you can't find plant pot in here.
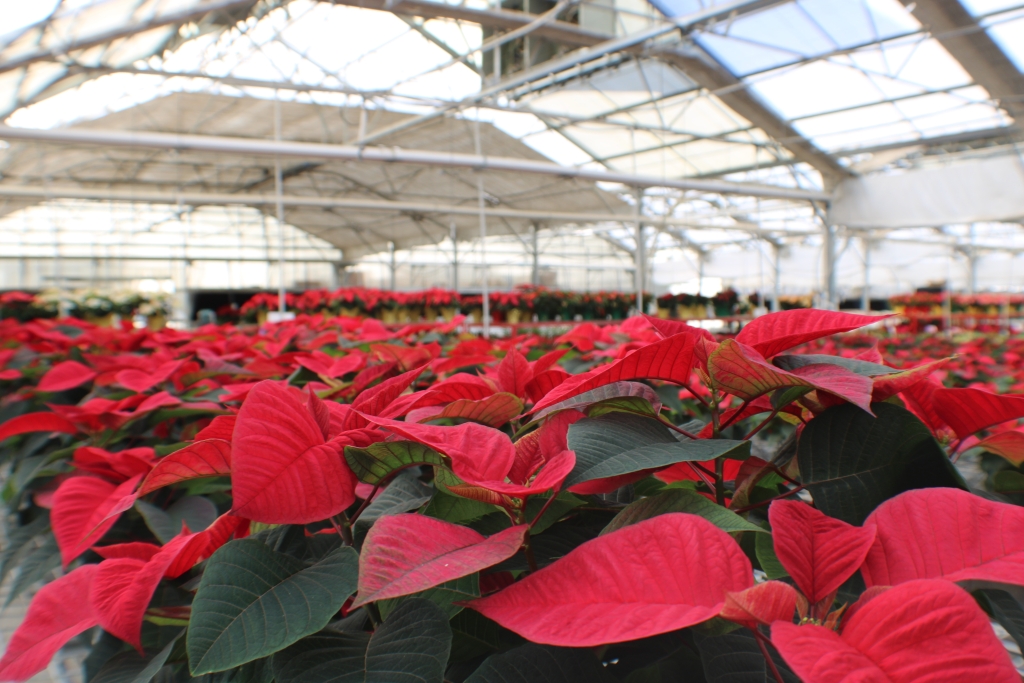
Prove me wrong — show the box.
[339,306,361,318]
[146,314,166,331]
[441,307,458,322]
[657,307,671,319]
[85,313,116,327]
[381,309,399,324]
[506,308,523,324]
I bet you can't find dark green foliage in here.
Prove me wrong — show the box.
[271,599,452,683]
[187,540,359,674]
[566,413,749,488]
[798,402,966,524]
[696,630,799,683]
[464,644,615,683]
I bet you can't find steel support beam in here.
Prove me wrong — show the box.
[0,255,343,263]
[0,0,260,76]
[327,0,609,47]
[900,0,1024,119]
[0,125,828,201]
[831,124,1021,157]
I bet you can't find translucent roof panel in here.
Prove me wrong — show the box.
[523,60,696,120]
[515,57,789,177]
[641,0,1019,159]
[743,33,1011,152]
[974,4,1024,73]
[693,0,920,78]
[786,86,1010,152]
[4,1,484,129]
[959,0,1023,14]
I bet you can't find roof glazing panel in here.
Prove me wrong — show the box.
[974,4,1024,73]
[693,0,920,77]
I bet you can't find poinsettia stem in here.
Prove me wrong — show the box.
[330,512,354,546]
[687,462,718,497]
[710,392,721,438]
[529,492,560,529]
[743,408,781,440]
[690,461,716,478]
[364,603,382,629]
[349,481,384,525]
[719,400,750,430]
[765,463,801,487]
[714,457,726,506]
[947,437,962,460]
[684,384,710,409]
[732,485,806,514]
[659,416,700,439]
[522,530,539,573]
[752,629,785,683]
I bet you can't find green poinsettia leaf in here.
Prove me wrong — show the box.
[797,402,966,524]
[602,488,766,536]
[271,598,451,683]
[187,539,358,675]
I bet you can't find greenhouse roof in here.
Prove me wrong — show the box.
[0,0,1022,298]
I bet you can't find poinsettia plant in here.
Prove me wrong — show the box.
[1,308,1023,683]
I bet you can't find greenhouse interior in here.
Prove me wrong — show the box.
[2,0,1024,681]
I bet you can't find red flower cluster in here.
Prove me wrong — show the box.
[0,310,1022,682]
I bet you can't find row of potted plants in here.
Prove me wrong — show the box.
[239,286,640,324]
[655,289,755,318]
[889,292,1024,316]
[0,290,172,324]
[10,288,1024,327]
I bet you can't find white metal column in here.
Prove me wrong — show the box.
[771,242,781,313]
[822,223,837,309]
[530,223,540,286]
[450,221,458,291]
[273,96,287,313]
[861,237,871,312]
[474,118,490,338]
[634,187,645,315]
[388,241,397,290]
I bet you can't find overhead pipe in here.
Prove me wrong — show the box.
[0,125,829,202]
[0,184,825,229]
